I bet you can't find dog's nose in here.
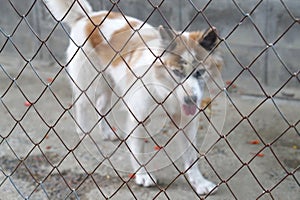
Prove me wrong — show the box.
[184,95,198,105]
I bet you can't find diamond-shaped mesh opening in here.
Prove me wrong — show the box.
[248,99,291,142]
[4,125,34,160]
[271,128,300,170]
[41,168,73,199]
[199,0,245,31]
[227,166,265,200]
[266,32,300,89]
[0,105,16,138]
[248,147,287,189]
[44,24,71,64]
[90,161,129,199]
[1,0,299,199]
[9,21,42,60]
[110,0,174,28]
[270,174,300,199]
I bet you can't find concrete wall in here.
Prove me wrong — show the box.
[0,0,299,88]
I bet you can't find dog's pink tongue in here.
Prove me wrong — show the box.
[182,104,197,116]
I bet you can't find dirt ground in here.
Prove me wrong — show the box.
[0,58,299,200]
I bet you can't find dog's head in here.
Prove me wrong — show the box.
[158,26,222,116]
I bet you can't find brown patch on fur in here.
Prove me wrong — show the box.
[85,12,142,67]
[86,11,158,70]
[85,12,122,48]
[164,55,181,69]
[127,49,143,67]
[89,12,121,24]
[110,21,140,52]
[86,21,102,48]
[201,97,211,108]
[201,97,212,117]
[108,21,142,67]
[108,22,159,68]
[189,31,203,43]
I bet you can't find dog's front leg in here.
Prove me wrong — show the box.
[178,119,217,195]
[95,91,118,141]
[73,89,91,138]
[126,123,157,187]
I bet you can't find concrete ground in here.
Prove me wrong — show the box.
[0,58,299,199]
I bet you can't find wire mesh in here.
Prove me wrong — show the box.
[0,0,299,199]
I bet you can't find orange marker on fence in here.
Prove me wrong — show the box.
[24,101,31,107]
[251,152,264,157]
[128,173,136,179]
[154,145,162,150]
[226,80,237,88]
[249,140,260,145]
[47,77,54,83]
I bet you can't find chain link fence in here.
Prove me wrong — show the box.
[0,0,299,199]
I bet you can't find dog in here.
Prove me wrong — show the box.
[45,0,222,195]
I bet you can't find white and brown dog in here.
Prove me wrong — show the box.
[46,0,222,195]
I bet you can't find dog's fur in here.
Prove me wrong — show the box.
[45,0,222,195]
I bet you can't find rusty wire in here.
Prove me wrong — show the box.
[0,0,299,199]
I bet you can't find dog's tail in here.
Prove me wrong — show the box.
[45,0,92,26]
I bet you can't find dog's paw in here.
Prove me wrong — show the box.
[194,180,217,195]
[135,173,157,187]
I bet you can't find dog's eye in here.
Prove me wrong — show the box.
[172,69,185,78]
[179,60,188,67]
[193,69,206,79]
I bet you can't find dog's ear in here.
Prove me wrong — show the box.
[159,25,177,51]
[199,27,218,51]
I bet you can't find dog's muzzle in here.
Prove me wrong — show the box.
[182,95,198,116]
